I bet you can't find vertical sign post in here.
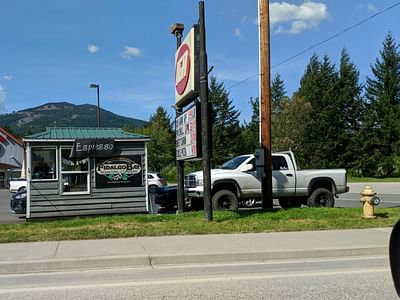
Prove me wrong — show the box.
[171,23,185,213]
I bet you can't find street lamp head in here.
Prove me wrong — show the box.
[170,23,184,36]
[89,83,99,89]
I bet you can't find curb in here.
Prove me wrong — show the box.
[0,245,388,275]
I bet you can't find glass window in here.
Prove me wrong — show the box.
[220,155,251,170]
[247,158,255,171]
[272,156,289,171]
[61,148,89,194]
[62,174,88,193]
[31,147,57,180]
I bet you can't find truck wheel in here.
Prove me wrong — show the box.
[307,188,334,207]
[212,190,239,211]
[278,198,302,208]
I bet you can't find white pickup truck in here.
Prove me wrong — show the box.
[184,151,349,210]
[8,178,27,193]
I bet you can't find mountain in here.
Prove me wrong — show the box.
[0,102,147,135]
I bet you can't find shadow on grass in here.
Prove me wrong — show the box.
[375,212,389,219]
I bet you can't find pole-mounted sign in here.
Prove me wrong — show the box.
[176,102,202,160]
[175,26,199,107]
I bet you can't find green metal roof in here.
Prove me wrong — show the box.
[24,127,150,140]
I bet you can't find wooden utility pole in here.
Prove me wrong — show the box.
[259,0,273,209]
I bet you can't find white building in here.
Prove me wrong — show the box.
[0,128,24,188]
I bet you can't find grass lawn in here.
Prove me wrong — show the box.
[0,207,399,243]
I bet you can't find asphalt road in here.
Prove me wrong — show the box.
[0,255,396,299]
[0,189,25,224]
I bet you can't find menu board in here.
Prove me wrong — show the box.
[176,103,201,160]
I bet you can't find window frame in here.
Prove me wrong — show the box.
[59,146,90,195]
[31,146,58,182]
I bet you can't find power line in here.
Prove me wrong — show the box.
[272,1,400,69]
[228,1,400,90]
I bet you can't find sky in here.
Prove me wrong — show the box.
[0,0,399,124]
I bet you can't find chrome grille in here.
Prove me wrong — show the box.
[184,175,197,188]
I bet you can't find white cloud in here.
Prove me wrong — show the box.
[270,1,329,34]
[0,75,12,81]
[121,46,142,59]
[88,44,99,54]
[234,27,242,38]
[357,3,377,12]
[367,3,377,12]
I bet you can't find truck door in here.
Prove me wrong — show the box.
[241,158,262,197]
[272,155,296,197]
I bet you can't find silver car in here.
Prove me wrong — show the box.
[147,172,167,189]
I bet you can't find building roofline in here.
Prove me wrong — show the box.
[0,128,24,146]
[23,138,150,143]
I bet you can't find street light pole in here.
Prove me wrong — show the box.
[90,83,100,127]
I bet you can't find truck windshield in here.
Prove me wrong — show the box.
[220,156,250,170]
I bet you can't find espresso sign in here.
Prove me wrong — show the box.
[96,156,143,188]
[70,139,115,157]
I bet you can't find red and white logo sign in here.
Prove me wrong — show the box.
[175,44,191,95]
[174,27,198,107]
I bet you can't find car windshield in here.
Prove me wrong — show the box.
[220,156,250,170]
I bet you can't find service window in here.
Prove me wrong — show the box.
[31,147,57,180]
[60,148,90,194]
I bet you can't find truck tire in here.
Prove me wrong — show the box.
[307,188,334,207]
[278,198,302,208]
[212,190,239,211]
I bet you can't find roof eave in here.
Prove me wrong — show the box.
[23,138,150,143]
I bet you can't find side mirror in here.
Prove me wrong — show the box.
[390,219,400,296]
[242,164,254,172]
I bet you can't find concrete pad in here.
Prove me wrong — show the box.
[0,241,59,261]
[138,234,242,255]
[0,228,393,274]
[55,238,147,258]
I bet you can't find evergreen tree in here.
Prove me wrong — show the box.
[239,97,259,154]
[271,73,287,113]
[209,76,241,166]
[135,107,175,172]
[358,33,400,176]
[336,48,365,172]
[295,54,340,168]
[270,73,293,152]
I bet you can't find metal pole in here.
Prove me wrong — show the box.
[96,85,100,128]
[171,23,185,214]
[176,34,185,214]
[259,0,273,209]
[199,1,212,221]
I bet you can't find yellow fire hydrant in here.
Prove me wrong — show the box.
[360,186,379,219]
